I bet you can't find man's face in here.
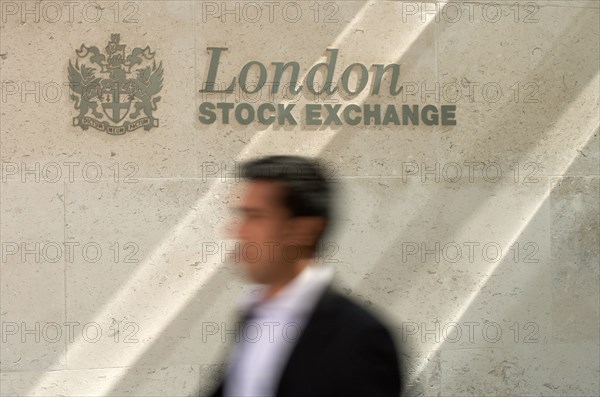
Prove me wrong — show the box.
[232,180,295,284]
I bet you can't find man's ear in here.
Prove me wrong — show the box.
[286,216,326,248]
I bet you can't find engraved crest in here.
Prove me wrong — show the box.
[68,33,163,134]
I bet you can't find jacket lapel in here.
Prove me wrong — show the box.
[274,283,342,394]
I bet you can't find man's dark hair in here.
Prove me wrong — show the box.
[240,155,336,247]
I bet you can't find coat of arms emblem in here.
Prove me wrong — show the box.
[68,33,163,134]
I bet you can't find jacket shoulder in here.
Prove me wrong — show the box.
[316,285,397,341]
[324,286,391,326]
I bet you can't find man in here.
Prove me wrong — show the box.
[206,155,403,397]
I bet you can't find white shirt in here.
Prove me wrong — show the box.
[223,263,335,397]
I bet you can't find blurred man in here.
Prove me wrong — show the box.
[206,155,403,397]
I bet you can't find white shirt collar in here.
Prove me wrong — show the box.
[239,262,335,316]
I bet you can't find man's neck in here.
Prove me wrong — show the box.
[261,257,313,303]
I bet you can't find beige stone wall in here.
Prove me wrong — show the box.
[1,0,598,395]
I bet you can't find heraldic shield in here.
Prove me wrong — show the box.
[68,33,163,135]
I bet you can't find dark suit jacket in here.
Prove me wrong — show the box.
[205,283,404,397]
